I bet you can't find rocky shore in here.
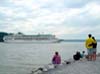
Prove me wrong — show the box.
[31,53,100,74]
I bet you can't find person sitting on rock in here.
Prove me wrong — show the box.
[73,51,81,61]
[52,52,61,68]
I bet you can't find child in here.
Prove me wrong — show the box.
[81,51,85,58]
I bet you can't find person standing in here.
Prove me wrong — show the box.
[92,37,97,61]
[52,52,61,68]
[85,34,95,61]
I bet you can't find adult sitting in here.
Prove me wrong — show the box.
[73,51,81,61]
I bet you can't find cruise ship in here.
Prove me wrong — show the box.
[3,33,60,43]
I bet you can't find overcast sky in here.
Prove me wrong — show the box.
[0,0,100,39]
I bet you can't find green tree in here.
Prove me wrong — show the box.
[0,32,8,42]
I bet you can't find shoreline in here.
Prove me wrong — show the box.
[31,53,100,74]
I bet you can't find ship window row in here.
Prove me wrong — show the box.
[4,36,56,40]
[16,36,55,38]
[14,38,52,40]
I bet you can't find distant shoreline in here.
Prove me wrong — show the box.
[62,39,100,42]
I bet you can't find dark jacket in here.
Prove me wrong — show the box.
[73,52,81,61]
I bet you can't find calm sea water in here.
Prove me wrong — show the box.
[0,42,100,74]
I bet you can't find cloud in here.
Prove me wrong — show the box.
[86,2,100,18]
[0,0,100,39]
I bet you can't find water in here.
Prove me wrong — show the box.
[0,42,100,74]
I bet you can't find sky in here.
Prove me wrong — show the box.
[0,0,100,39]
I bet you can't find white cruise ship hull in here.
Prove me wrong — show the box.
[4,40,59,43]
